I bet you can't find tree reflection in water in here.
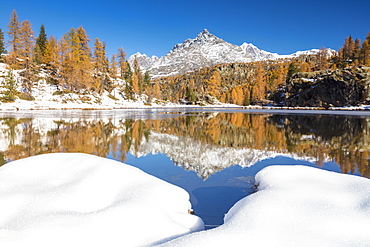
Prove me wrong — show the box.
[0,112,369,178]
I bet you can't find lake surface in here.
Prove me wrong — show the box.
[0,108,369,229]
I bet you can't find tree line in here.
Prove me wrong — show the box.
[0,9,369,105]
[154,33,370,106]
[0,9,150,100]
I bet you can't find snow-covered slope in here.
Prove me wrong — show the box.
[127,52,159,72]
[132,29,254,77]
[129,29,337,78]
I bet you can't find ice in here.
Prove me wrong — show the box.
[158,165,370,246]
[0,153,204,247]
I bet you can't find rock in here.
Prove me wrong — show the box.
[284,68,370,108]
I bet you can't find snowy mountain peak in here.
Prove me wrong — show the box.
[170,29,222,54]
[240,42,280,61]
[195,29,220,42]
[128,29,337,77]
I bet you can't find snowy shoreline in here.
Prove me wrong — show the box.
[1,153,369,246]
[2,102,370,117]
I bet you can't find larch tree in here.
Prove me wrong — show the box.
[361,32,370,66]
[44,36,60,83]
[206,70,221,98]
[110,54,118,80]
[252,62,266,103]
[7,9,21,66]
[76,26,92,90]
[117,47,131,80]
[18,20,35,92]
[132,57,143,94]
[92,38,110,92]
[62,26,92,91]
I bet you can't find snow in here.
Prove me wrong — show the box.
[0,153,204,247]
[1,153,370,246]
[158,165,370,247]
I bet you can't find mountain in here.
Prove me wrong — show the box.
[129,29,337,78]
[127,52,158,71]
[130,29,254,77]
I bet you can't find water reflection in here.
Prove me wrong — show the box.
[1,110,370,228]
[1,111,369,178]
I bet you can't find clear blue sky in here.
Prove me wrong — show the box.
[1,0,369,58]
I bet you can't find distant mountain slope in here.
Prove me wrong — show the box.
[129,29,336,78]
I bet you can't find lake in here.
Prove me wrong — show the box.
[0,108,369,229]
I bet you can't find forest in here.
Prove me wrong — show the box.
[0,9,370,105]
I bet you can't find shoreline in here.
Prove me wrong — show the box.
[1,101,370,116]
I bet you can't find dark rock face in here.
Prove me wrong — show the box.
[284,68,370,108]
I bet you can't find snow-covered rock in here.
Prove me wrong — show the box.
[128,52,159,72]
[134,29,254,77]
[240,42,280,61]
[0,153,204,247]
[159,165,370,246]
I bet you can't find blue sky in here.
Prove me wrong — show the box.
[1,0,369,58]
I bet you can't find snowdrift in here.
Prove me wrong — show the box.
[159,165,370,246]
[0,153,204,247]
[1,154,370,247]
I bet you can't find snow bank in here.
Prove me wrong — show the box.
[0,153,204,247]
[159,165,370,247]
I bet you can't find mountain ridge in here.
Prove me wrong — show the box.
[129,29,336,78]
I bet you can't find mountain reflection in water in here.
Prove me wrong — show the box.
[0,110,369,228]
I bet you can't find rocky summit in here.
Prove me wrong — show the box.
[129,29,336,78]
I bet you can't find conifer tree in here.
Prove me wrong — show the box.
[0,28,5,55]
[361,32,370,66]
[131,71,140,96]
[92,38,110,91]
[132,57,143,94]
[7,9,21,66]
[18,20,35,92]
[110,54,118,79]
[44,36,60,83]
[1,70,17,102]
[206,70,221,98]
[34,24,48,64]
[117,47,130,79]
[252,62,266,103]
[19,20,34,61]
[62,27,92,91]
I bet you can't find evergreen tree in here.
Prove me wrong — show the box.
[34,24,48,64]
[1,70,18,102]
[286,62,300,81]
[0,28,5,55]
